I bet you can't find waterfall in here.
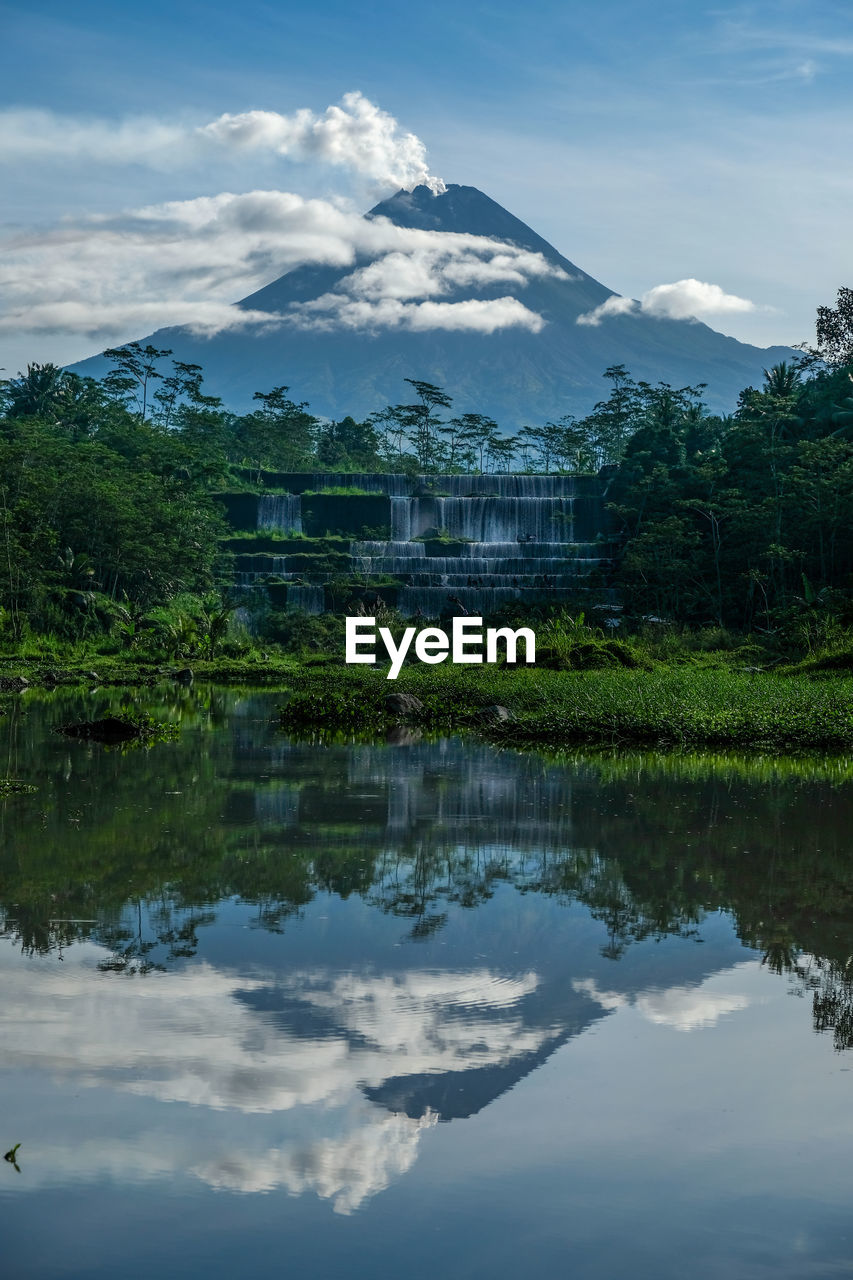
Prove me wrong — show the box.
[351,541,427,558]
[262,473,577,497]
[399,497,574,543]
[287,584,325,614]
[232,605,257,636]
[391,497,413,540]
[258,494,302,533]
[398,585,582,616]
[458,541,598,559]
[353,558,596,578]
[231,474,609,619]
[348,474,608,617]
[427,474,576,497]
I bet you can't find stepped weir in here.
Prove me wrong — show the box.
[221,473,612,617]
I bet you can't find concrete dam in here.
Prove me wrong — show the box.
[219,473,613,617]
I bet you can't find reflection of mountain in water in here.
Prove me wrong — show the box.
[0,930,757,1213]
[365,1045,572,1123]
[3,692,853,1211]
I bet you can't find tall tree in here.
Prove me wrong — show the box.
[236,386,318,479]
[102,343,173,421]
[402,379,453,471]
[813,286,853,368]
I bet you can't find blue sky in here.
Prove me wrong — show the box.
[2,0,852,373]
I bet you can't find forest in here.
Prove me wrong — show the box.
[1,286,852,650]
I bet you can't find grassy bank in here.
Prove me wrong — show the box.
[3,625,853,754]
[278,664,853,753]
[0,651,301,689]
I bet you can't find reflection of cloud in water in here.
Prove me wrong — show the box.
[0,941,544,1209]
[293,968,541,1060]
[0,947,544,1111]
[196,1109,438,1213]
[16,1107,436,1214]
[574,974,751,1032]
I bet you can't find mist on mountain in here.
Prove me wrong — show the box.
[70,183,794,424]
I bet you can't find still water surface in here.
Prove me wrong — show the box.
[1,689,853,1278]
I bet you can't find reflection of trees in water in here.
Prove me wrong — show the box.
[97,905,218,974]
[786,954,853,1052]
[4,693,853,1045]
[364,842,702,956]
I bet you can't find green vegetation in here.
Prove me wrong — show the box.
[58,708,181,748]
[278,663,853,753]
[1,287,853,694]
[4,685,853,1051]
[0,779,36,796]
[301,485,375,496]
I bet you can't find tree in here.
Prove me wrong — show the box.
[236,386,318,478]
[485,434,517,473]
[519,421,563,473]
[2,363,68,420]
[151,360,216,429]
[448,413,500,473]
[438,416,478,471]
[102,343,173,421]
[369,406,412,471]
[762,360,802,399]
[316,416,382,471]
[368,380,453,473]
[402,379,453,471]
[580,364,640,466]
[813,286,853,368]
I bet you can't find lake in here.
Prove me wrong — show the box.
[2,688,853,1278]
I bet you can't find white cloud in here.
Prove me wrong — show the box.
[0,941,550,1209]
[575,294,638,326]
[574,975,751,1032]
[200,92,445,193]
[0,189,561,346]
[24,1110,437,1215]
[0,949,545,1110]
[194,1110,438,1212]
[339,242,562,301]
[283,237,561,333]
[0,300,282,340]
[577,278,758,327]
[0,92,445,192]
[0,109,189,167]
[641,279,757,321]
[289,293,546,335]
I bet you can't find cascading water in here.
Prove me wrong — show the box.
[258,494,302,533]
[352,474,608,617]
[287,584,325,614]
[396,585,583,616]
[231,475,610,618]
[395,497,574,543]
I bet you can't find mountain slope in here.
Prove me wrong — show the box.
[70,184,794,423]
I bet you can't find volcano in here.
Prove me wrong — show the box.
[71,183,794,424]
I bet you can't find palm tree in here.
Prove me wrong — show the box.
[198,595,237,658]
[762,361,801,398]
[3,363,67,419]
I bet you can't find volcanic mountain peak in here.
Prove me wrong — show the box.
[368,183,570,262]
[70,183,794,424]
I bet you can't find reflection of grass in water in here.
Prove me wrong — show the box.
[5,684,853,1008]
[275,723,853,785]
[536,747,853,786]
[0,778,36,795]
